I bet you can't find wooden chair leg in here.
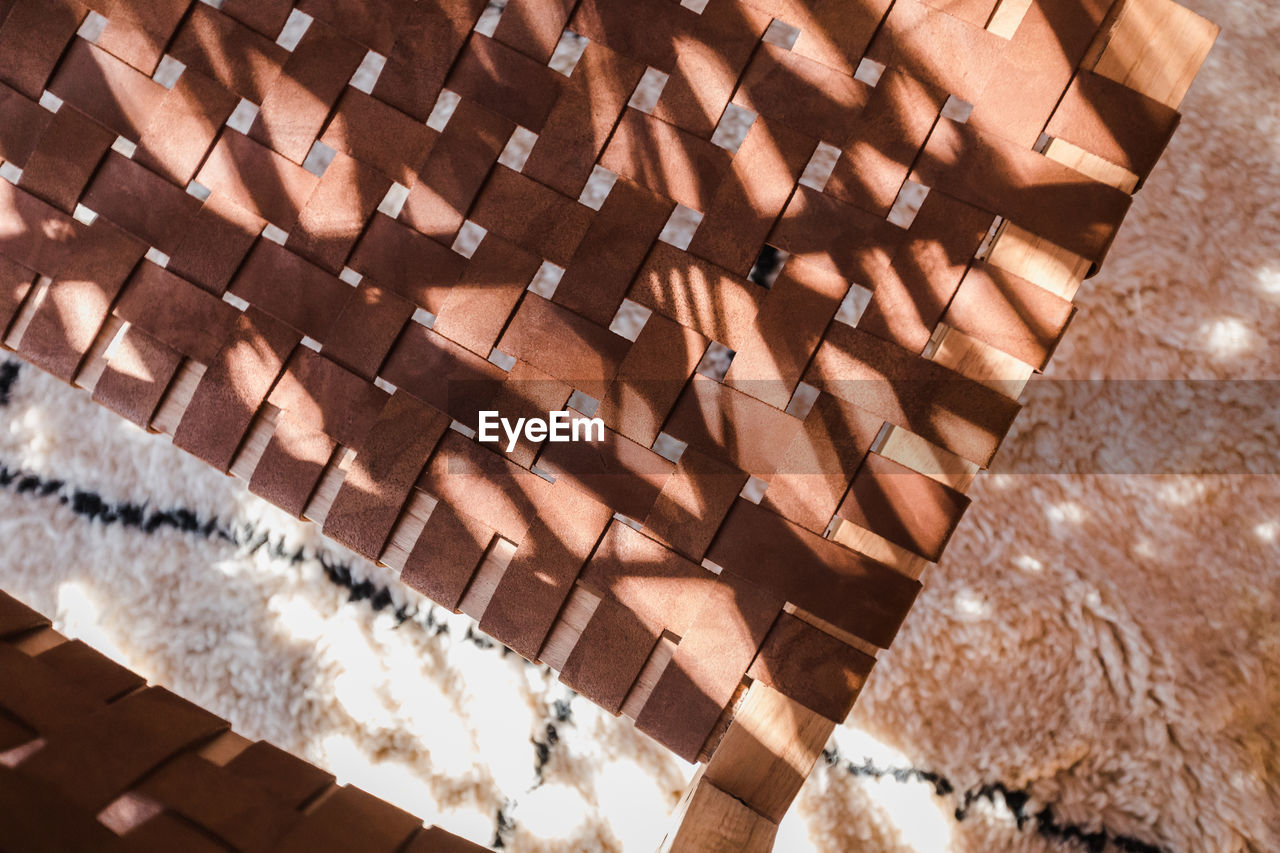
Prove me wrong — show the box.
[660,768,777,853]
[660,682,836,851]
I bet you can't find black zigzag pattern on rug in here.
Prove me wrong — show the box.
[0,361,19,406]
[825,748,1162,853]
[0,359,1165,853]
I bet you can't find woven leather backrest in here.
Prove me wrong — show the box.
[0,0,1213,764]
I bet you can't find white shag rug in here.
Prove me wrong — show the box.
[0,0,1276,849]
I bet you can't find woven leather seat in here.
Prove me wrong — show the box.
[0,0,1215,848]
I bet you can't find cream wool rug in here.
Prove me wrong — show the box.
[0,0,1276,849]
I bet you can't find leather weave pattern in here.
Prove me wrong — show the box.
[0,0,1205,762]
[0,590,485,852]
